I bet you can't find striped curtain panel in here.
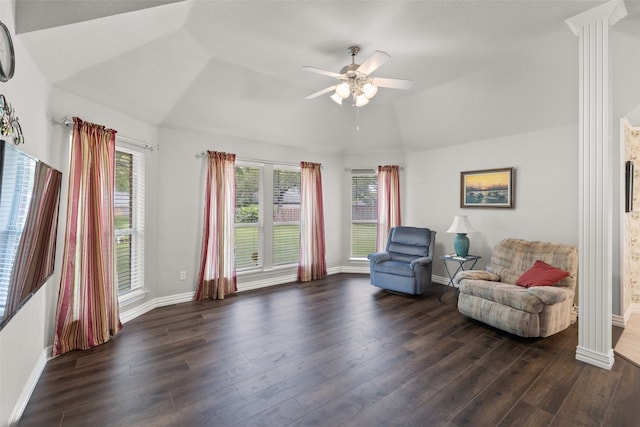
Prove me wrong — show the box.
[195,151,237,300]
[298,161,326,282]
[376,165,402,251]
[53,117,121,356]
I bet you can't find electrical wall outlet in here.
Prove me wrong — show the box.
[179,271,187,281]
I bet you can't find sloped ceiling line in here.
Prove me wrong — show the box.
[15,0,640,154]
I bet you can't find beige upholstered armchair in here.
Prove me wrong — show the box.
[454,238,578,338]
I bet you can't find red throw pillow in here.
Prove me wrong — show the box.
[516,260,570,288]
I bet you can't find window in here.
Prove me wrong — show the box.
[272,168,300,266]
[114,147,145,298]
[235,165,263,270]
[351,170,377,258]
[234,163,300,272]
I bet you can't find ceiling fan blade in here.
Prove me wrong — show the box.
[305,85,336,100]
[357,51,390,76]
[371,77,414,90]
[302,66,342,78]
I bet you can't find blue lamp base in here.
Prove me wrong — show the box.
[453,233,470,257]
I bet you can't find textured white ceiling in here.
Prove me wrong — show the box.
[15,0,640,154]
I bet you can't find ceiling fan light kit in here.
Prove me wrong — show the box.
[336,82,351,99]
[303,45,413,107]
[330,92,343,104]
[354,94,369,107]
[363,82,378,98]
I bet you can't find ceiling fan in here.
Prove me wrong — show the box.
[303,46,413,107]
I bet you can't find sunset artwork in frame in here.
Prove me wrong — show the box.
[460,167,514,208]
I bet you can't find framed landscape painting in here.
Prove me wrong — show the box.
[460,167,514,208]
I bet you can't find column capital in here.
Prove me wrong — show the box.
[566,0,627,35]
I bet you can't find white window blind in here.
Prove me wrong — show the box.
[115,147,145,296]
[235,165,262,270]
[272,168,300,266]
[351,171,378,258]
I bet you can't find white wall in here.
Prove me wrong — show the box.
[404,124,579,279]
[0,2,57,423]
[0,2,160,422]
[611,18,640,317]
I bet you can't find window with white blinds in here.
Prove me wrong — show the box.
[272,168,300,266]
[114,147,145,296]
[351,171,378,258]
[234,163,300,272]
[235,165,263,270]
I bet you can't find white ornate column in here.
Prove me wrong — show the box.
[566,0,627,370]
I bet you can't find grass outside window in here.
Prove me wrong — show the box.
[236,225,301,270]
[352,222,377,258]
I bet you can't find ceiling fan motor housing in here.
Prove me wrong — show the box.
[340,46,369,96]
[340,63,360,75]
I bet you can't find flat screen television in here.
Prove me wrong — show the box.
[0,140,62,330]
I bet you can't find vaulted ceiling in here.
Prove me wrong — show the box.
[14,0,640,154]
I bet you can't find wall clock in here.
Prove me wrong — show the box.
[0,21,15,82]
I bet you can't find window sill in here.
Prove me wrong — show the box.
[118,288,149,308]
[237,264,297,276]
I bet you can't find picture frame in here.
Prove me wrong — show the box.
[460,167,514,208]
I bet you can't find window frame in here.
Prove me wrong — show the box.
[234,162,301,275]
[350,170,378,260]
[114,144,146,306]
[272,165,301,267]
[235,163,264,272]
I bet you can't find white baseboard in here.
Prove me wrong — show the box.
[328,266,345,275]
[612,314,627,328]
[339,265,369,274]
[613,303,640,327]
[237,273,298,292]
[432,274,449,286]
[7,345,50,427]
[120,291,195,324]
[576,346,615,370]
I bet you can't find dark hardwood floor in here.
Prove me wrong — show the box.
[18,274,640,427]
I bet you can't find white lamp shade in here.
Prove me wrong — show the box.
[336,82,350,99]
[363,82,378,99]
[355,94,369,107]
[446,215,475,234]
[330,92,343,105]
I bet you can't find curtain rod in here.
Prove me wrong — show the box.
[344,166,405,172]
[59,117,159,151]
[197,152,300,167]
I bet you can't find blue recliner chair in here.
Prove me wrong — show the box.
[368,226,436,295]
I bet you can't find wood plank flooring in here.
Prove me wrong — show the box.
[615,313,640,368]
[18,274,640,426]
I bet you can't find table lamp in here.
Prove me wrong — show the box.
[446,215,475,257]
